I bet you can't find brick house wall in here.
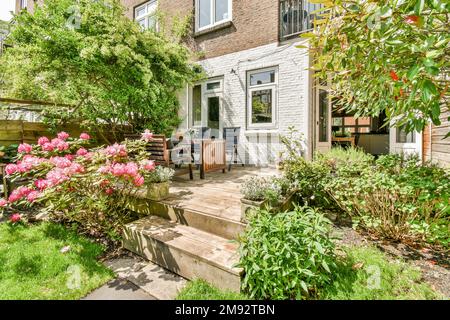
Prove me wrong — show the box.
[122,0,279,60]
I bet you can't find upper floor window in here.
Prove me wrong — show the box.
[280,0,322,41]
[135,1,157,31]
[20,0,28,9]
[196,0,232,32]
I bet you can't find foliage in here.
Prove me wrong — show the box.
[176,279,248,300]
[326,153,450,245]
[316,146,374,177]
[0,144,19,163]
[321,246,442,300]
[238,206,336,299]
[304,0,450,134]
[0,0,201,136]
[0,222,113,300]
[145,166,175,183]
[240,176,291,205]
[0,131,158,239]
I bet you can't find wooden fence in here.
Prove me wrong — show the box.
[0,120,130,146]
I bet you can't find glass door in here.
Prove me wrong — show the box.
[315,85,332,152]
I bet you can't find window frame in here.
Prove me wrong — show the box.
[246,67,278,130]
[20,0,28,9]
[195,0,233,32]
[190,77,224,129]
[134,0,158,31]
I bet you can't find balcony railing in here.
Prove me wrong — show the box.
[280,0,322,41]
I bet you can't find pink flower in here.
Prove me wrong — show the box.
[141,130,153,142]
[76,148,88,156]
[125,162,139,177]
[18,143,32,153]
[105,188,114,195]
[65,154,75,161]
[51,138,69,151]
[111,163,127,176]
[8,190,23,203]
[0,198,8,207]
[46,169,69,187]
[50,156,72,168]
[57,131,70,140]
[17,186,32,197]
[66,163,85,174]
[10,213,21,224]
[26,191,40,203]
[79,132,90,140]
[35,179,49,191]
[141,160,156,171]
[98,165,112,174]
[38,136,50,146]
[42,142,55,152]
[5,164,18,175]
[133,175,145,187]
[104,144,127,157]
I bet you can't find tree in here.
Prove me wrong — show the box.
[0,0,201,137]
[303,0,449,134]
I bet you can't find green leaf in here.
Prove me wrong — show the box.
[407,65,420,80]
[322,260,331,273]
[414,0,425,14]
[421,80,438,101]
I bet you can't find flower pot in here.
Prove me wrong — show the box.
[240,198,267,223]
[145,181,170,201]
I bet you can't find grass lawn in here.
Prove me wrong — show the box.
[0,222,114,300]
[321,246,442,300]
[177,279,248,300]
[177,246,442,300]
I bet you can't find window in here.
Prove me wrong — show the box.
[196,0,232,31]
[192,85,202,127]
[20,0,28,9]
[396,126,416,143]
[190,78,223,128]
[332,116,371,134]
[135,1,157,30]
[318,89,329,142]
[280,0,323,40]
[247,68,278,129]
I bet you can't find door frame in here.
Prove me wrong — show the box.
[189,77,224,139]
[389,125,423,159]
[314,82,332,153]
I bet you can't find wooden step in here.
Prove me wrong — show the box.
[128,192,246,240]
[123,216,242,293]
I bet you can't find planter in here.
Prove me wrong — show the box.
[240,198,267,223]
[145,181,170,201]
[240,191,297,223]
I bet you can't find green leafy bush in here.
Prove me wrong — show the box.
[238,206,336,299]
[316,146,374,177]
[326,154,450,246]
[240,176,292,205]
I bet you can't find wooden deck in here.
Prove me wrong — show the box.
[166,166,280,222]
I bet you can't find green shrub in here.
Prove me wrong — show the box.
[326,157,450,246]
[238,206,336,300]
[316,146,374,177]
[240,176,292,205]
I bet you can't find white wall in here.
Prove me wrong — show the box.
[178,40,312,165]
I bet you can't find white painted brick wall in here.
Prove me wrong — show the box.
[178,40,312,165]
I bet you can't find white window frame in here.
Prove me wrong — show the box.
[20,0,28,9]
[135,1,158,31]
[195,0,233,32]
[247,67,278,130]
[189,77,224,130]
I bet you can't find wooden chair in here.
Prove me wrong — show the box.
[125,134,193,180]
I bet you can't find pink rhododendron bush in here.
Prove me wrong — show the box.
[0,131,156,239]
